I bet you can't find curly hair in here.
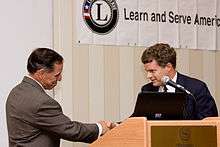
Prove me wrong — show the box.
[141,43,176,69]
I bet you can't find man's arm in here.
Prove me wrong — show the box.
[33,98,100,143]
[194,83,218,119]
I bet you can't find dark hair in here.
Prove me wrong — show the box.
[141,43,176,69]
[27,48,63,74]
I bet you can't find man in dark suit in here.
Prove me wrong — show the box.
[6,48,114,147]
[131,43,218,120]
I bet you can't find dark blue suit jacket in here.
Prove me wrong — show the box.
[134,72,218,120]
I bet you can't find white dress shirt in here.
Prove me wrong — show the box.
[159,72,177,92]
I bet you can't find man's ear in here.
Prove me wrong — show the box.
[165,63,173,71]
[35,68,45,79]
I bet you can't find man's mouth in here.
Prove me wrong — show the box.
[151,79,156,83]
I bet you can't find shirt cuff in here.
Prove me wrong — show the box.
[96,123,103,137]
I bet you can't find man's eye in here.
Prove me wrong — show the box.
[55,74,60,77]
[148,70,156,73]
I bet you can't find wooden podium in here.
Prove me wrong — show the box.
[90,117,220,147]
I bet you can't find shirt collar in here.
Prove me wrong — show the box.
[159,72,177,92]
[172,72,177,83]
[26,74,45,91]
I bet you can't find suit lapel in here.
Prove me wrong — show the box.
[176,72,184,93]
[150,82,160,92]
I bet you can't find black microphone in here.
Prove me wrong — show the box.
[161,76,192,95]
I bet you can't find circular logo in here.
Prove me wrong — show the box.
[82,0,119,34]
[179,127,191,142]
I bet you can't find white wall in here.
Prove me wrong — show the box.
[0,1,53,146]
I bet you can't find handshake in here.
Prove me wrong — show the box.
[98,120,119,136]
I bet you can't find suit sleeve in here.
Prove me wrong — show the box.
[33,97,99,143]
[194,83,218,119]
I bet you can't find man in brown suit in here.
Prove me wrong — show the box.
[6,48,113,147]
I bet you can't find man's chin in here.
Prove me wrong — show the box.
[152,82,160,87]
[44,85,56,90]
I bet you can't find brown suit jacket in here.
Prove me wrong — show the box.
[6,76,99,147]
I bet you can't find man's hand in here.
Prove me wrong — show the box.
[98,120,117,135]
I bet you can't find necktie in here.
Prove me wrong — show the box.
[164,85,168,92]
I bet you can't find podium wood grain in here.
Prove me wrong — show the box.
[90,117,220,147]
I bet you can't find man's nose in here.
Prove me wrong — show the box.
[58,75,62,81]
[146,72,152,79]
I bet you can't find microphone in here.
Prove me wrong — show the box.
[161,76,192,95]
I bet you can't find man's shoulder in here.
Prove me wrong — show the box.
[178,73,204,83]
[7,78,54,108]
[177,73,206,88]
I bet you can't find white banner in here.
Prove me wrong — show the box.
[76,0,220,50]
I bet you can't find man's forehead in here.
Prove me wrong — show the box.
[145,60,159,66]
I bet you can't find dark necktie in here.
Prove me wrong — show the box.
[164,85,168,92]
